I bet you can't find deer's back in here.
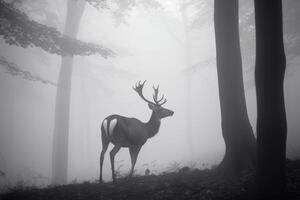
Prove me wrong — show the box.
[102,115,148,147]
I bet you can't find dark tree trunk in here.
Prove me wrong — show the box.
[254,0,287,198]
[214,0,256,174]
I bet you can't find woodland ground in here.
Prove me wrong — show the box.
[1,160,300,200]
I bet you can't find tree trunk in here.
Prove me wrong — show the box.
[214,0,256,174]
[181,2,194,159]
[0,80,15,182]
[79,67,93,176]
[52,0,86,185]
[254,0,287,197]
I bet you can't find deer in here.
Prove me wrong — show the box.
[99,80,174,183]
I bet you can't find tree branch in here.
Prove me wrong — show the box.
[0,0,115,57]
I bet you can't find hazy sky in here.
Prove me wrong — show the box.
[0,0,300,187]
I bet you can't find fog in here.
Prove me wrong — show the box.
[0,0,300,188]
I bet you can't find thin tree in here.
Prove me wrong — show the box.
[254,0,287,197]
[158,0,206,158]
[214,0,256,174]
[52,0,86,184]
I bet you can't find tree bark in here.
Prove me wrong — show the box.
[52,0,86,185]
[214,0,256,174]
[254,0,287,198]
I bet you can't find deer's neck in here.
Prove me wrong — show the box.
[146,112,161,138]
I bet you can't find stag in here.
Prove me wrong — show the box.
[99,80,174,183]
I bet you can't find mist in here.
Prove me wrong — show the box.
[0,0,300,190]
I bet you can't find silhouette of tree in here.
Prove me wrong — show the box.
[214,0,256,174]
[51,0,87,185]
[254,0,287,198]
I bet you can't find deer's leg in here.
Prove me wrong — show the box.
[100,131,109,183]
[110,145,120,182]
[129,146,141,177]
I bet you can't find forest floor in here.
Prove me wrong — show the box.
[1,160,300,200]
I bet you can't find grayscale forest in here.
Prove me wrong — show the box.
[0,0,300,199]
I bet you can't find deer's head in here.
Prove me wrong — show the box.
[133,80,174,119]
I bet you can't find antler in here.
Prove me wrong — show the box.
[133,81,167,106]
[133,80,153,104]
[152,85,167,106]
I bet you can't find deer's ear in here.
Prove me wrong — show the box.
[148,103,156,110]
